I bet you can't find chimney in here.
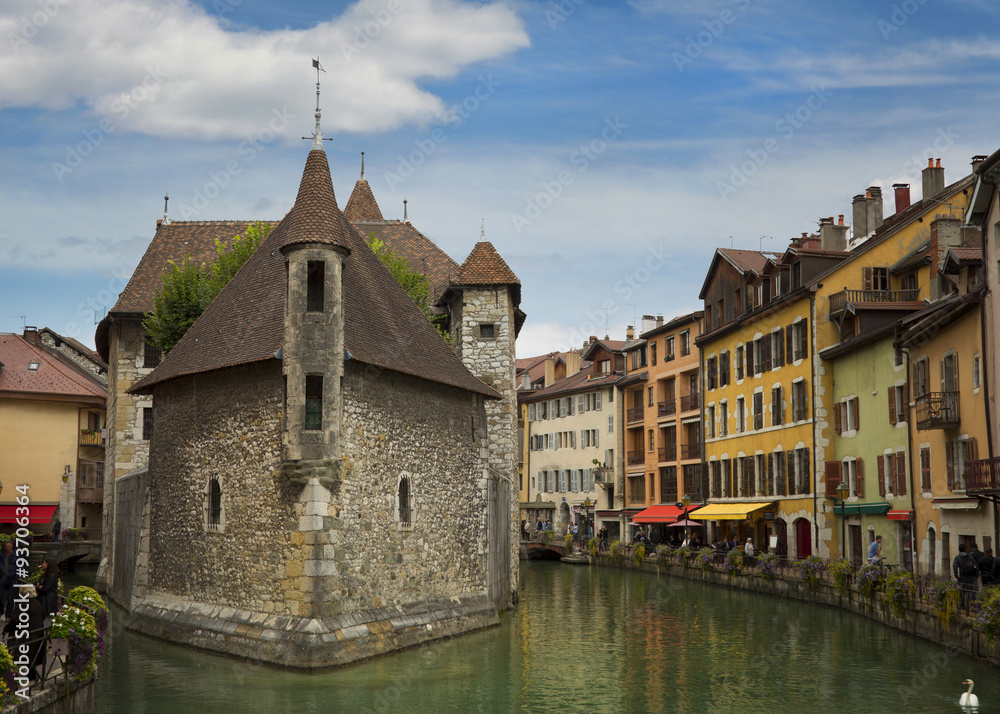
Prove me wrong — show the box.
[892,183,911,214]
[866,187,884,236]
[852,194,867,241]
[819,216,848,252]
[544,356,556,387]
[922,158,945,200]
[656,314,664,328]
[929,217,962,300]
[564,350,581,377]
[22,326,38,343]
[799,231,821,250]
[641,314,657,334]
[972,155,989,173]
[626,325,634,340]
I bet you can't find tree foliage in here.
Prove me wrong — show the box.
[367,234,453,346]
[144,222,270,354]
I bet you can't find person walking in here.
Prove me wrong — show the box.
[953,543,979,609]
[36,558,60,619]
[0,541,16,620]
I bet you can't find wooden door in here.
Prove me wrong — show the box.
[795,518,812,559]
[849,524,862,565]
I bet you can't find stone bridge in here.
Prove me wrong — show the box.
[33,541,102,571]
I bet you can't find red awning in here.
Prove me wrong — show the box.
[631,505,686,524]
[886,510,912,521]
[0,505,58,524]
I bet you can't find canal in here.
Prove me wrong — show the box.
[71,562,995,712]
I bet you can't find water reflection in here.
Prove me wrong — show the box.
[68,563,996,712]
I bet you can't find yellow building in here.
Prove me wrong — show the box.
[0,330,106,535]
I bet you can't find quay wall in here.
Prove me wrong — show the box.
[593,554,1000,668]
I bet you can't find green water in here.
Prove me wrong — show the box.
[73,563,995,713]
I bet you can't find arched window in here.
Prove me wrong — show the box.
[398,477,412,529]
[206,478,224,532]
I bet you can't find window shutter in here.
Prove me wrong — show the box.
[834,403,842,435]
[595,430,599,448]
[856,458,864,498]
[877,455,886,496]
[901,383,909,422]
[852,397,860,430]
[762,335,771,371]
[825,462,842,497]
[777,329,784,367]
[786,324,794,359]
[863,267,873,290]
[800,318,809,359]
[895,451,907,496]
[767,453,774,495]
[888,388,896,425]
[595,391,602,411]
[747,342,755,375]
[945,441,955,490]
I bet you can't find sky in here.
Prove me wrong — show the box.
[2,0,1000,359]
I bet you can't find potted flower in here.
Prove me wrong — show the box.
[49,606,98,681]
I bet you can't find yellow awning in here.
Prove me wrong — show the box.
[688,502,775,520]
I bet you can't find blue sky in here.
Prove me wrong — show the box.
[2,0,999,358]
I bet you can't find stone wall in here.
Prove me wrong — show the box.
[100,318,154,590]
[38,331,106,380]
[452,287,520,608]
[329,361,492,616]
[110,466,151,608]
[145,360,297,614]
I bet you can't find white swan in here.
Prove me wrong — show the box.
[960,679,979,707]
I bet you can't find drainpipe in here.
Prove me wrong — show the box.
[810,289,819,554]
[980,294,999,551]
[898,325,919,576]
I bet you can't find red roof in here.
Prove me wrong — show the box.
[0,334,106,402]
[454,242,520,286]
[344,178,384,221]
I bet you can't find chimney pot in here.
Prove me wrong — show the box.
[936,158,942,168]
[838,214,845,225]
[928,158,935,168]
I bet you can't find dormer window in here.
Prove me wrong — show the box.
[306,261,325,313]
[27,362,39,371]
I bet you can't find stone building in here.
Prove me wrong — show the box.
[105,135,522,667]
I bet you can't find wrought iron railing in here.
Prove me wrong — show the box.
[658,399,676,417]
[626,406,644,423]
[915,391,960,430]
[657,447,676,463]
[626,450,644,466]
[681,442,701,460]
[680,392,700,412]
[966,456,1000,493]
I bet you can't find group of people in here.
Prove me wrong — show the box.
[0,542,63,685]
[953,541,1000,607]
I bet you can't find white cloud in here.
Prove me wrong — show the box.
[0,0,529,140]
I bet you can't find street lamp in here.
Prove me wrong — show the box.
[62,465,70,484]
[676,493,692,545]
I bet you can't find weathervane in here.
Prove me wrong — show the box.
[360,151,365,179]
[302,58,333,147]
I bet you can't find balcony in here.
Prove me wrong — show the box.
[680,392,700,412]
[915,392,960,430]
[77,485,104,504]
[658,399,676,418]
[627,450,645,466]
[828,288,920,319]
[79,430,105,446]
[626,405,645,424]
[966,457,1000,494]
[681,442,701,460]
[657,446,677,463]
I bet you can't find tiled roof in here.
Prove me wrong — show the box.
[275,151,353,252]
[344,178,383,221]
[718,248,779,275]
[521,368,620,400]
[111,220,276,315]
[0,334,106,402]
[454,242,520,286]
[950,247,982,262]
[129,147,498,399]
[354,220,459,301]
